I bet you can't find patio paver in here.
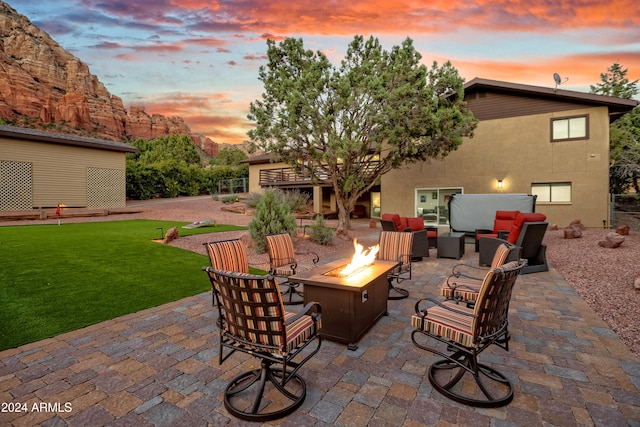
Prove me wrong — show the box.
[1,243,639,426]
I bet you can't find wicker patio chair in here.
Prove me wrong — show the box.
[203,267,322,421]
[377,231,413,300]
[411,259,526,407]
[265,233,319,305]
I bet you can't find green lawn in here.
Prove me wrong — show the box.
[0,220,249,351]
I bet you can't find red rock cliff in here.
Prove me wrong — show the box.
[0,1,217,150]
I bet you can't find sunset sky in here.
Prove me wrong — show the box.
[10,0,640,145]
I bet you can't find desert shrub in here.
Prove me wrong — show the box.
[249,188,296,253]
[279,189,310,212]
[308,215,334,245]
[244,192,263,208]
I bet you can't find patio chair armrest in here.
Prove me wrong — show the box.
[475,228,493,236]
[451,263,486,279]
[444,276,480,293]
[414,297,476,318]
[396,252,412,265]
[286,301,322,324]
[295,250,320,264]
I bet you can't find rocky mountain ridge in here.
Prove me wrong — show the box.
[0,1,217,155]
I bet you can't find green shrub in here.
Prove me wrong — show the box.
[221,194,239,203]
[249,188,296,253]
[308,215,334,245]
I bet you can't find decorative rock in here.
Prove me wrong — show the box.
[335,227,351,241]
[568,219,586,230]
[162,226,179,244]
[616,225,630,235]
[548,224,558,231]
[634,276,640,290]
[369,219,377,229]
[598,232,624,248]
[564,227,582,239]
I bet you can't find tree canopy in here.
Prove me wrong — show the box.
[248,35,477,230]
[590,63,640,194]
[609,107,640,193]
[590,63,639,99]
[212,146,248,166]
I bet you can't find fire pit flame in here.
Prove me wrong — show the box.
[340,239,380,277]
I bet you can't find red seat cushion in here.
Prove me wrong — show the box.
[427,230,437,238]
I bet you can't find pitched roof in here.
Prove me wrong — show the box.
[0,125,139,153]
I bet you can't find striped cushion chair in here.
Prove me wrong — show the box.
[377,231,413,300]
[265,233,319,304]
[440,242,516,303]
[203,239,249,305]
[411,260,526,408]
[203,267,322,422]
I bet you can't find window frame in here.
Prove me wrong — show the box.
[531,182,572,204]
[550,114,589,142]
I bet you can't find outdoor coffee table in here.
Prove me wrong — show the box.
[437,232,466,259]
[290,259,398,350]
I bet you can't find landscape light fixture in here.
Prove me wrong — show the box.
[497,179,504,190]
[156,227,164,240]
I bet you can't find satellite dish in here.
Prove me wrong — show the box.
[553,72,568,91]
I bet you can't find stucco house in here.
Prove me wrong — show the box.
[0,125,138,211]
[247,78,638,229]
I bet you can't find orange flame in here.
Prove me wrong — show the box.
[340,238,380,276]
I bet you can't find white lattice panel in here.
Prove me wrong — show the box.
[87,167,126,208]
[0,161,33,210]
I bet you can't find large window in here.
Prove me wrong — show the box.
[416,188,462,225]
[551,115,588,141]
[531,182,571,203]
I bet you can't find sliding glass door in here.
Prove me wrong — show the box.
[416,188,462,226]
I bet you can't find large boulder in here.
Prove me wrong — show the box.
[162,226,179,244]
[615,225,630,235]
[598,232,624,248]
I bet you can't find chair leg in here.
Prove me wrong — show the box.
[428,352,514,408]
[223,359,306,422]
[387,278,409,300]
[279,281,304,305]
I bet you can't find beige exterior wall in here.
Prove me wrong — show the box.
[247,160,290,193]
[381,106,611,229]
[1,137,127,209]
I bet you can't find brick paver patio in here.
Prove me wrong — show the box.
[1,242,639,426]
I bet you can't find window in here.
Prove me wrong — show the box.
[531,183,571,203]
[551,115,588,141]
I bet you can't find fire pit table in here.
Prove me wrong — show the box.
[290,259,398,350]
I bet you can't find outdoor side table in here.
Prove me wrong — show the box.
[437,232,466,259]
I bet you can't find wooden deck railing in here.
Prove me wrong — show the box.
[258,168,330,186]
[258,161,380,187]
